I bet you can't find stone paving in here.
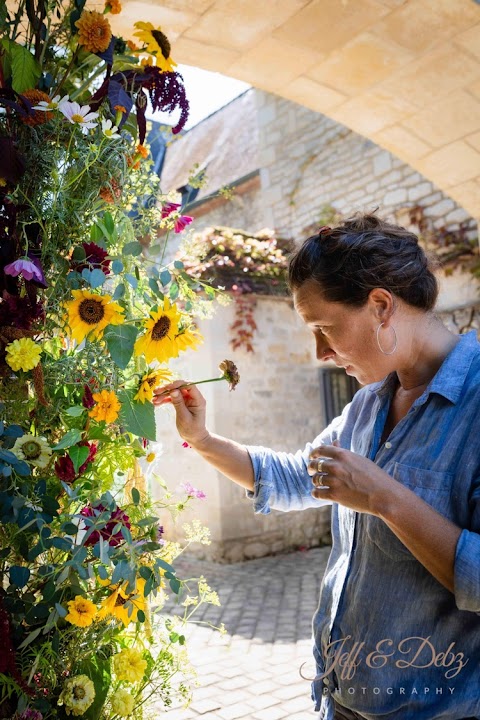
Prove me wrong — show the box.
[162,546,331,720]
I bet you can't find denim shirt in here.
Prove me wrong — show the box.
[246,330,480,720]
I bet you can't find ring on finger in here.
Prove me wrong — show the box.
[316,458,325,474]
[313,474,330,489]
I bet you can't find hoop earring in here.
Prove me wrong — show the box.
[376,322,397,356]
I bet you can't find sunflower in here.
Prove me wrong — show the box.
[174,326,203,354]
[134,299,184,364]
[64,289,124,343]
[132,21,177,72]
[58,675,95,716]
[89,389,121,424]
[12,435,52,469]
[134,367,173,403]
[65,595,97,627]
[75,10,112,54]
[97,578,146,626]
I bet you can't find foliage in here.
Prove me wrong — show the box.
[180,226,292,353]
[0,2,221,718]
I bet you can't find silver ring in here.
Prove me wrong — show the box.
[317,458,324,474]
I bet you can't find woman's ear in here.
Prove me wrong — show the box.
[368,288,395,324]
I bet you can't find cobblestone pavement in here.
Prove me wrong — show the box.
[161,546,331,720]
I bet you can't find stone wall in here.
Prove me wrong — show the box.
[254,90,477,242]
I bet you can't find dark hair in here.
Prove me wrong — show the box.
[288,213,438,311]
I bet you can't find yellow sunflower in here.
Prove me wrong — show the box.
[174,326,203,354]
[132,21,177,72]
[65,595,97,627]
[75,10,112,54]
[97,578,146,626]
[89,389,121,424]
[134,367,173,403]
[134,299,183,364]
[64,289,124,344]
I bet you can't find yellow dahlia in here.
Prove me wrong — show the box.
[75,10,112,53]
[5,337,41,371]
[97,578,146,626]
[64,289,124,343]
[132,21,177,72]
[113,647,147,682]
[134,367,173,403]
[89,389,121,424]
[110,688,135,717]
[65,595,97,627]
[58,675,95,716]
[12,435,52,469]
[134,299,183,364]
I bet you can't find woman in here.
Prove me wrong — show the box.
[153,214,480,720]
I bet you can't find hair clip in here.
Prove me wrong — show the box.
[317,225,332,237]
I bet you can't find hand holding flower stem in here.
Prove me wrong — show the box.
[155,359,240,396]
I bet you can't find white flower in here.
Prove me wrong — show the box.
[58,675,95,716]
[34,94,69,112]
[101,117,120,139]
[60,101,99,133]
[12,435,52,469]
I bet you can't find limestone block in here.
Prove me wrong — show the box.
[382,188,408,206]
[428,198,455,218]
[448,181,480,219]
[372,150,393,176]
[466,132,480,153]
[418,142,480,189]
[378,169,402,187]
[282,76,347,114]
[373,125,432,163]
[306,32,414,96]
[402,90,480,148]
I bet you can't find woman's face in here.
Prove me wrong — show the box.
[293,279,391,386]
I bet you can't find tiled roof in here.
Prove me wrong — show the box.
[160,89,259,201]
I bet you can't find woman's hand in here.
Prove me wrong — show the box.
[152,380,211,448]
[307,444,398,516]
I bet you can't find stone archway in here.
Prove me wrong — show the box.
[110,0,480,219]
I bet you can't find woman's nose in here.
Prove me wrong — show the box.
[315,335,335,361]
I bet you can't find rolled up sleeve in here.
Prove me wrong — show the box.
[454,478,480,613]
[244,404,351,514]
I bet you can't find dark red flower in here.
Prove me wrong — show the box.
[82,384,95,409]
[0,292,44,330]
[0,137,26,193]
[80,504,131,546]
[54,441,97,483]
[71,242,111,275]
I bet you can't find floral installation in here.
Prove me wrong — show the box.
[0,1,227,718]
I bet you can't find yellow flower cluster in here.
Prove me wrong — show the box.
[65,595,97,627]
[110,688,135,716]
[113,647,147,682]
[183,519,211,545]
[5,337,41,371]
[89,388,121,424]
[97,578,146,626]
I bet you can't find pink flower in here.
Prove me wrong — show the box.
[5,257,44,283]
[174,215,193,233]
[161,201,181,219]
[181,482,206,500]
[182,441,191,448]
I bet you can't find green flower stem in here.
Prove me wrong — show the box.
[54,45,80,97]
[156,376,225,397]
[70,63,107,101]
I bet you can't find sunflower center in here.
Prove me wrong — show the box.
[151,315,171,340]
[115,594,128,607]
[22,440,42,459]
[73,686,86,700]
[151,29,171,59]
[146,376,158,387]
[79,298,105,324]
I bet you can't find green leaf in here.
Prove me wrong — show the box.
[90,224,104,243]
[71,246,86,261]
[169,281,179,301]
[173,260,184,269]
[65,406,85,417]
[160,269,171,286]
[81,268,106,288]
[131,487,140,505]
[9,565,30,588]
[111,259,123,274]
[125,273,138,290]
[69,445,90,473]
[122,241,143,257]
[113,283,125,300]
[104,324,138,370]
[18,626,42,650]
[118,389,156,441]
[11,43,41,93]
[103,212,115,236]
[53,429,83,450]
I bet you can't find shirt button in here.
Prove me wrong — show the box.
[385,441,392,449]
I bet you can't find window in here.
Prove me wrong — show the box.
[320,368,360,425]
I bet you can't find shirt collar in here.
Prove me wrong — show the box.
[368,330,480,404]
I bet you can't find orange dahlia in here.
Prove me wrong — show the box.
[99,177,122,204]
[21,90,53,126]
[105,0,122,14]
[75,10,112,54]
